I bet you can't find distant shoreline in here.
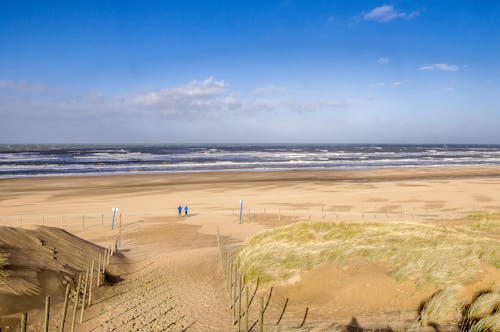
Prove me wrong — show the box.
[2,165,500,184]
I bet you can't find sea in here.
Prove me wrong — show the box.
[1,144,500,179]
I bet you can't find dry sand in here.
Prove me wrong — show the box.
[1,166,500,331]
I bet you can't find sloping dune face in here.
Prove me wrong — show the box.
[0,226,102,314]
[237,221,500,328]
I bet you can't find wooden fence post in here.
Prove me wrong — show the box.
[79,268,90,323]
[103,249,108,272]
[245,286,249,332]
[59,283,71,332]
[276,298,289,326]
[237,274,242,331]
[229,258,233,294]
[298,307,309,328]
[21,312,27,332]
[258,296,264,332]
[70,274,83,332]
[97,253,101,287]
[232,264,237,323]
[44,295,51,332]
[88,260,94,306]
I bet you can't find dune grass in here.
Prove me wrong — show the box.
[238,221,499,287]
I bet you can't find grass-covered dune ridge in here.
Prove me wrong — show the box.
[238,220,499,286]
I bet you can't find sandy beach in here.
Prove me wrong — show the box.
[1,166,500,331]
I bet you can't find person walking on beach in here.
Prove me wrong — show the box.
[178,204,182,217]
[184,205,189,216]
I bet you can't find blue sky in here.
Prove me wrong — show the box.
[1,1,499,143]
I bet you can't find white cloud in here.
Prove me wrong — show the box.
[363,5,419,23]
[0,80,53,94]
[251,85,287,95]
[377,57,389,64]
[369,80,408,88]
[1,77,349,118]
[418,63,460,72]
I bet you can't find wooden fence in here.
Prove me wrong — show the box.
[217,228,309,331]
[16,241,118,331]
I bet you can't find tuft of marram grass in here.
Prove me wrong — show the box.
[238,221,499,287]
[461,289,500,331]
[468,313,500,332]
[419,286,463,326]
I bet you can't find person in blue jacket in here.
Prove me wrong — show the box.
[184,205,189,216]
[178,204,182,217]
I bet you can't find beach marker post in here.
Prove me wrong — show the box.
[239,200,244,224]
[111,208,119,230]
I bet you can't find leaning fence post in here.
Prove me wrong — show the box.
[232,264,237,323]
[245,286,249,332]
[88,260,94,306]
[97,253,101,287]
[79,268,90,323]
[237,274,242,331]
[258,296,264,332]
[103,249,108,272]
[44,295,51,332]
[70,274,83,332]
[299,307,309,328]
[229,258,233,294]
[59,283,71,332]
[276,298,289,326]
[21,312,28,332]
